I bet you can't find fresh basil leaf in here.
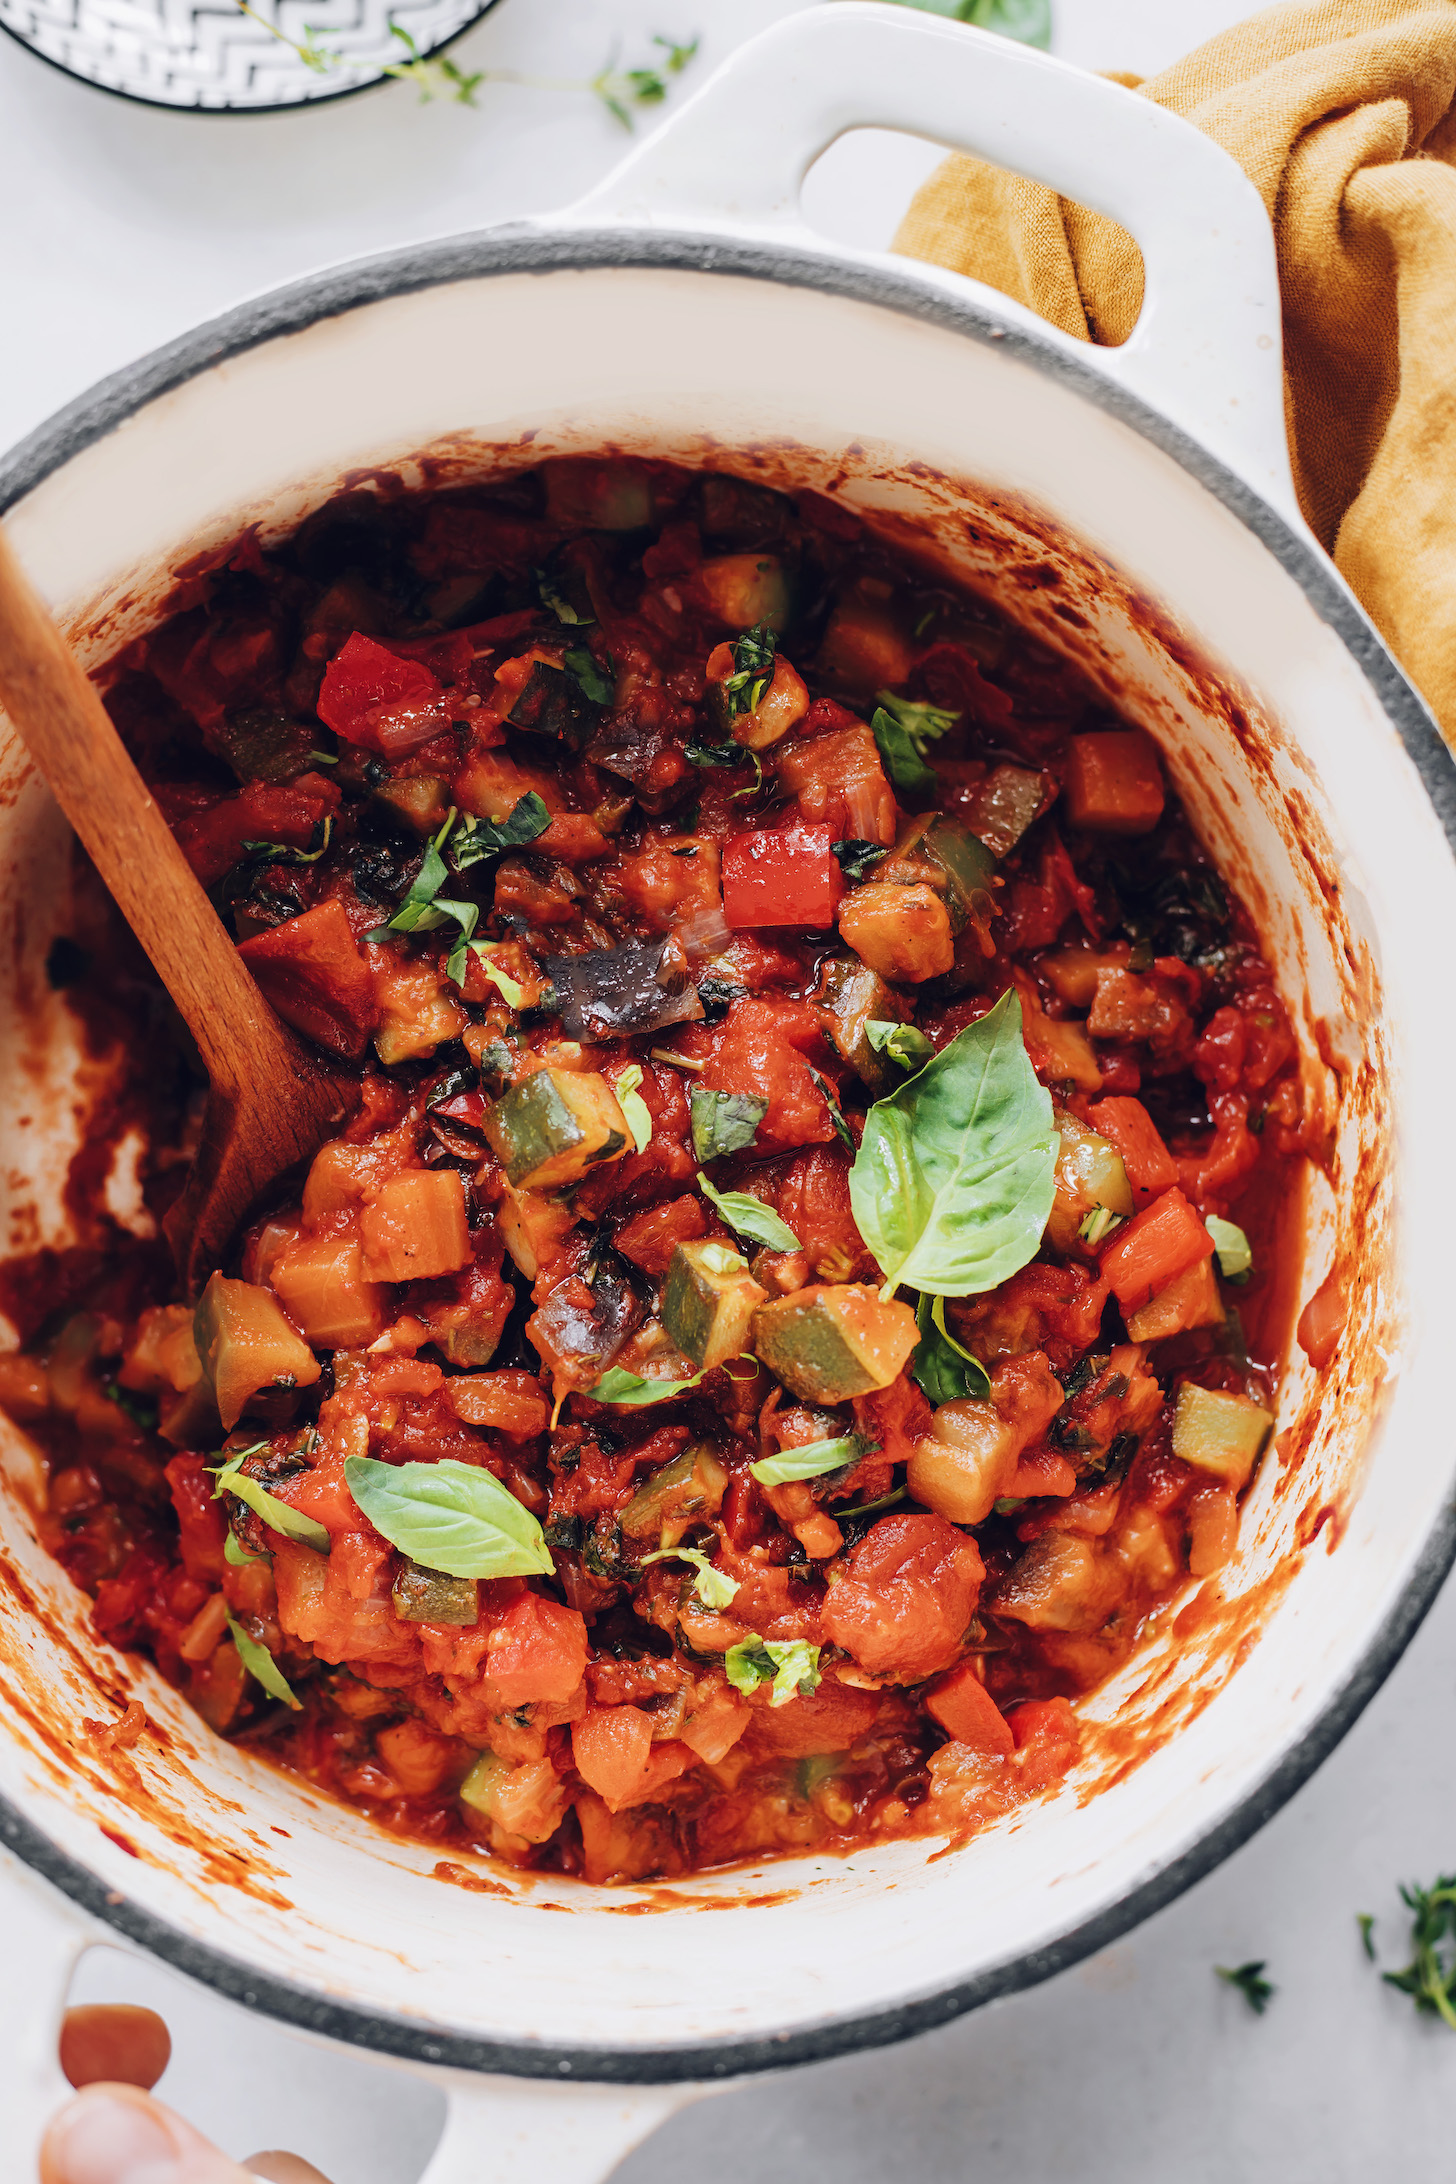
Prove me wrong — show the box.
[587,1365,710,1407]
[749,1435,866,1487]
[684,737,740,770]
[447,937,528,1004]
[616,1064,653,1154]
[536,570,593,627]
[241,814,333,867]
[911,1292,992,1404]
[690,1085,767,1161]
[870,691,959,797]
[832,839,888,884]
[698,1174,801,1252]
[226,1613,301,1710]
[883,0,1049,45]
[640,1545,740,1611]
[224,1532,265,1567]
[724,1636,821,1708]
[720,623,777,720]
[344,1455,552,1578]
[808,1067,855,1152]
[565,645,614,707]
[866,1020,936,1072]
[850,988,1057,1299]
[213,1448,330,1552]
[450,792,551,870]
[1206,1216,1253,1281]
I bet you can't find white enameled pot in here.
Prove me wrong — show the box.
[3,9,1456,2177]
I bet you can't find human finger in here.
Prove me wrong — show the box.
[43,2082,268,2184]
[243,2159,335,2182]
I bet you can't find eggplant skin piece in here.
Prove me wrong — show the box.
[543,940,705,1041]
[508,660,599,749]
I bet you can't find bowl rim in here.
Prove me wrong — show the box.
[2,224,1455,2083]
[0,0,503,117]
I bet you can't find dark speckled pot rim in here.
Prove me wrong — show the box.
[2,227,1455,2084]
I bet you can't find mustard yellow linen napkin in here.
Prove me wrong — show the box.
[894,0,1456,740]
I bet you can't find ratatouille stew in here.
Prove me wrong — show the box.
[0,460,1303,1883]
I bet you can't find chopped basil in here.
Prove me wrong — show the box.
[720,623,777,719]
[616,1064,654,1154]
[911,1292,992,1405]
[447,937,528,1003]
[849,989,1057,1302]
[365,811,477,944]
[564,645,614,707]
[344,1455,553,1579]
[640,1545,740,1611]
[224,1532,265,1567]
[226,1613,301,1710]
[870,690,959,796]
[690,1085,767,1161]
[808,1068,855,1152]
[749,1435,868,1487]
[832,840,888,884]
[586,1364,711,1406]
[1206,1216,1253,1281]
[1079,1205,1124,1247]
[536,570,593,626]
[865,1019,935,1072]
[212,1446,329,1553]
[241,814,333,866]
[1215,1961,1275,2016]
[697,1174,800,1253]
[449,792,551,869]
[724,1636,821,1708]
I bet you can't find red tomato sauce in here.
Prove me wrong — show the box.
[0,459,1305,1883]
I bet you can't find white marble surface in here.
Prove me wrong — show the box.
[5,0,1454,2175]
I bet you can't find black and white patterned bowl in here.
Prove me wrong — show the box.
[0,0,502,111]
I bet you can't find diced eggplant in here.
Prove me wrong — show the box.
[392,1559,480,1625]
[994,1533,1122,1634]
[1045,1109,1134,1256]
[620,1442,730,1543]
[1171,1382,1272,1489]
[214,708,319,785]
[372,775,451,839]
[483,1068,630,1190]
[662,1240,768,1372]
[961,764,1048,858]
[906,1398,1017,1525]
[193,1273,320,1432]
[895,815,997,938]
[812,957,911,1094]
[508,659,598,749]
[838,883,954,985]
[543,940,705,1042]
[689,1086,767,1162]
[531,1251,645,1381]
[751,1283,919,1406]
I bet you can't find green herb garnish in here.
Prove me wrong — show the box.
[212,1445,329,1552]
[226,1613,301,1710]
[224,1532,265,1567]
[911,1291,992,1404]
[564,645,614,707]
[1358,1913,1377,1961]
[1216,1961,1275,2016]
[724,1637,821,1708]
[241,815,333,866]
[884,0,1050,48]
[536,570,593,626]
[640,1545,739,1610]
[697,1174,801,1253]
[1206,1216,1253,1281]
[449,793,551,870]
[809,1067,855,1152]
[1382,1878,1456,2028]
[865,1019,935,1072]
[344,1455,552,1579]
[719,623,777,720]
[586,1365,711,1407]
[690,1086,767,1162]
[849,989,1057,1302]
[593,33,699,126]
[616,1065,653,1154]
[870,691,959,796]
[750,1436,867,1487]
[832,839,888,884]
[1080,1205,1124,1247]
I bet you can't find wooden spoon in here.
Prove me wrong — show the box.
[0,525,349,1295]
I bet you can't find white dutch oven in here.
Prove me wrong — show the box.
[3,9,1456,2177]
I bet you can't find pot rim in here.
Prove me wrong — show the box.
[2,225,1454,2083]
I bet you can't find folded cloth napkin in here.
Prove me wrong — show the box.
[894,0,1456,742]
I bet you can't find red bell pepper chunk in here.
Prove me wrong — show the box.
[924,1664,1015,1756]
[721,821,844,929]
[1099,1186,1214,1312]
[316,631,451,757]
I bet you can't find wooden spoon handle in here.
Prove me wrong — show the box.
[0,524,301,1107]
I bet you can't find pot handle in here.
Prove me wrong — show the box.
[0,1852,99,2178]
[569,2,1296,518]
[415,2072,705,2184]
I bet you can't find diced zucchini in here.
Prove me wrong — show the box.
[484,1069,629,1190]
[1039,944,1130,1010]
[459,1750,570,1845]
[620,1442,730,1544]
[508,660,597,748]
[392,1559,480,1625]
[812,957,909,1094]
[696,555,791,633]
[372,775,451,838]
[752,1283,919,1405]
[215,708,318,785]
[689,1086,767,1162]
[1171,1382,1272,1488]
[1125,1256,1225,1342]
[662,1240,768,1372]
[193,1274,320,1431]
[897,815,998,936]
[1045,1110,1134,1255]
[906,1397,1017,1525]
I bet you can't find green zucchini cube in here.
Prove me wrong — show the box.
[1171,1382,1272,1489]
[391,1559,480,1625]
[662,1240,768,1372]
[483,1068,629,1189]
[620,1442,730,1544]
[752,1283,919,1406]
[813,956,909,1094]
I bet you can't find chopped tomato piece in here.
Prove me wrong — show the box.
[1099,1187,1214,1313]
[487,1594,588,1708]
[925,1666,1015,1756]
[821,1514,984,1681]
[317,632,453,756]
[571,1705,654,1810]
[722,822,844,929]
[1006,1696,1080,1789]
[1088,1095,1178,1204]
